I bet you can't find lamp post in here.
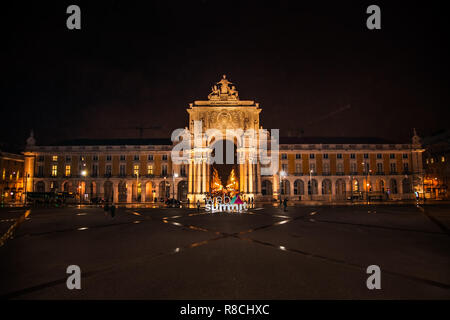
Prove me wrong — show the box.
[24,173,29,205]
[81,170,87,204]
[164,176,167,201]
[136,170,139,202]
[309,169,313,200]
[173,172,178,202]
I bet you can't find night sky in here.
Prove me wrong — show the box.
[2,1,449,150]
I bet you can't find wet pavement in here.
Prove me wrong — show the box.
[0,203,449,299]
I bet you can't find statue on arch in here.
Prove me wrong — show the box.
[229,85,239,99]
[217,75,233,94]
[208,85,220,100]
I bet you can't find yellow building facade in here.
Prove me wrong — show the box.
[23,76,424,203]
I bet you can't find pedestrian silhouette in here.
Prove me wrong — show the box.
[110,204,116,218]
[283,198,288,212]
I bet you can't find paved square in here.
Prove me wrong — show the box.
[0,204,449,299]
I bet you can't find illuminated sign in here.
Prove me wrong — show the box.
[205,194,248,213]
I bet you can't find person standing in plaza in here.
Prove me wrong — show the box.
[283,198,288,212]
[110,203,116,218]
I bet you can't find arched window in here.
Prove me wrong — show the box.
[159,180,170,198]
[118,181,127,202]
[177,181,188,200]
[352,179,359,192]
[294,180,304,195]
[335,179,346,195]
[281,180,290,195]
[322,179,332,194]
[402,178,411,194]
[390,179,398,194]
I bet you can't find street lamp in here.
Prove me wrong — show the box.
[136,169,139,202]
[164,176,167,201]
[309,169,313,200]
[173,172,178,203]
[80,170,87,204]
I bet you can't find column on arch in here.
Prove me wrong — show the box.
[248,158,253,193]
[196,161,201,194]
[201,159,206,193]
[188,158,193,194]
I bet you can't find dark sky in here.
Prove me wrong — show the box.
[2,0,449,149]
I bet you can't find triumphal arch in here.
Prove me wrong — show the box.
[184,75,266,203]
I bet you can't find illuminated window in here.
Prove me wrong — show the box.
[52,155,58,161]
[426,159,429,164]
[2,168,5,180]
[134,165,139,176]
[52,165,57,177]
[147,165,153,175]
[430,158,434,164]
[16,171,20,180]
[65,165,71,176]
[442,156,445,162]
